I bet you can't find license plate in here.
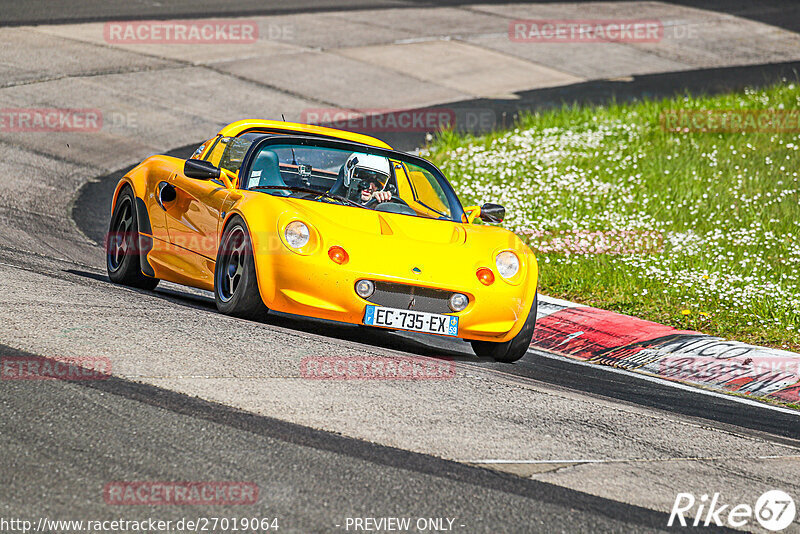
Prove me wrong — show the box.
[363,305,459,336]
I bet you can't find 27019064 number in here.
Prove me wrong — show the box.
[196,517,279,531]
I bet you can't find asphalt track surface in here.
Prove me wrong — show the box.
[3,2,800,533]
[1,0,799,34]
[3,343,713,533]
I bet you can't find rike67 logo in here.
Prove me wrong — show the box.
[669,490,796,531]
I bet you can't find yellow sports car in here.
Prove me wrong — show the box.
[106,120,538,362]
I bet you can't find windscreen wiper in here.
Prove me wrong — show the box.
[250,186,363,207]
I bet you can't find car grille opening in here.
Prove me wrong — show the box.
[363,281,456,314]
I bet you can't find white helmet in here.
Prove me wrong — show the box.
[343,152,390,188]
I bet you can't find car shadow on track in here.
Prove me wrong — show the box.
[64,268,483,362]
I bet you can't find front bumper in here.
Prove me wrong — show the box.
[254,247,538,343]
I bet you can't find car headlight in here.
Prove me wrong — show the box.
[495,251,520,279]
[285,221,310,249]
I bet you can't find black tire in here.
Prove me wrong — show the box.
[106,186,159,290]
[471,295,538,363]
[214,216,269,320]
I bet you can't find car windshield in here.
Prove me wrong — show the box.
[242,141,463,221]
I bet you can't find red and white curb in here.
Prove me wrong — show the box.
[532,295,800,408]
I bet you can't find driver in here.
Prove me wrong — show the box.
[342,153,392,205]
[360,175,392,204]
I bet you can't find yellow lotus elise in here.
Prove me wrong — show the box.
[106,120,538,362]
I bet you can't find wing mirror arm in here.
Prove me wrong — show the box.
[463,205,481,224]
[219,168,237,190]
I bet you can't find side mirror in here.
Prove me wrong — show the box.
[479,203,505,223]
[184,159,220,180]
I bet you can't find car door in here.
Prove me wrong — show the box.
[163,135,256,260]
[164,171,231,260]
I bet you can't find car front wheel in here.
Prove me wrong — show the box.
[470,295,538,363]
[214,216,269,321]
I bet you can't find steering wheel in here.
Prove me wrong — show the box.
[364,195,411,210]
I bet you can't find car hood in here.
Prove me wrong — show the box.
[281,196,518,246]
[256,197,531,286]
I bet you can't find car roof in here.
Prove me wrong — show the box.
[218,119,393,149]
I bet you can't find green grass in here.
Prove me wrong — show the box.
[423,82,800,351]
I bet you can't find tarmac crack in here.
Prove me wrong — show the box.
[0,62,183,90]
[22,26,342,108]
[468,454,800,477]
